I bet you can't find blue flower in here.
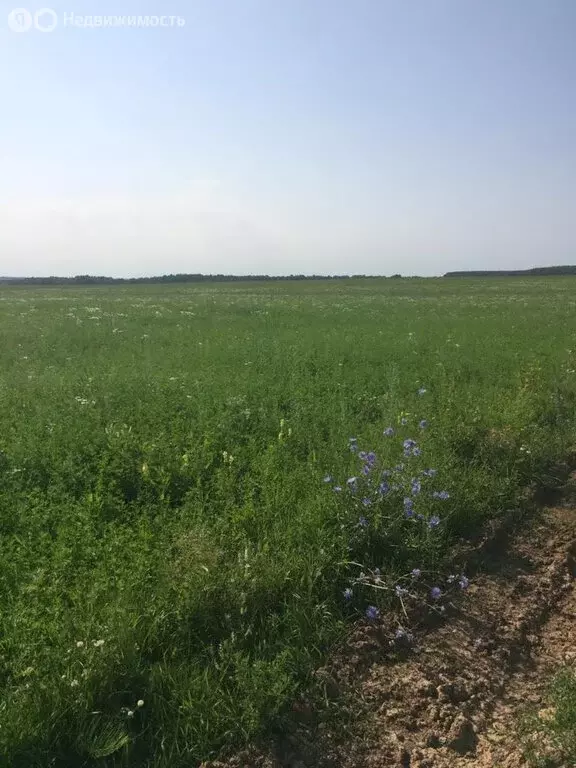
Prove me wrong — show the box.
[404,497,414,509]
[358,516,369,527]
[413,447,421,456]
[418,387,427,396]
[366,605,380,620]
[378,481,390,495]
[433,491,450,500]
[411,568,421,578]
[395,464,405,473]
[350,443,358,453]
[333,486,342,492]
[459,575,469,590]
[347,476,358,489]
[403,439,417,450]
[343,587,353,601]
[419,420,428,430]
[411,479,422,496]
[421,468,437,477]
[383,427,394,437]
[323,474,333,483]
[366,451,377,465]
[429,515,441,528]
[361,464,371,476]
[430,586,442,600]
[362,497,372,507]
[358,451,368,460]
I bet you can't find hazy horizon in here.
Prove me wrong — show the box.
[1,0,575,278]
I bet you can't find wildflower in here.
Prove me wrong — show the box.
[428,516,441,528]
[400,417,408,425]
[70,679,79,688]
[395,628,407,640]
[411,568,421,578]
[343,587,353,601]
[411,479,422,495]
[93,639,105,648]
[459,576,470,590]
[366,605,380,620]
[347,476,357,487]
[395,464,405,472]
[361,464,371,476]
[358,451,368,460]
[403,439,417,451]
[395,585,408,597]
[349,437,358,453]
[127,710,134,718]
[137,700,145,708]
[76,641,84,649]
[413,447,421,456]
[418,388,427,396]
[430,586,442,600]
[373,568,382,582]
[419,420,428,430]
[366,452,377,465]
[358,516,369,527]
[323,475,333,483]
[421,468,437,477]
[362,497,372,507]
[378,481,390,495]
[433,491,450,500]
[333,486,342,492]
[383,427,394,437]
[447,575,456,584]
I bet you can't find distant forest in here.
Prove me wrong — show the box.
[444,266,576,277]
[0,266,575,285]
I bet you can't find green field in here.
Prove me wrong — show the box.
[1,277,576,766]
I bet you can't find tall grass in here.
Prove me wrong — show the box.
[1,278,576,766]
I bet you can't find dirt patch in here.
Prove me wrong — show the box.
[204,475,576,768]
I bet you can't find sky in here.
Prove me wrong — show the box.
[0,0,575,277]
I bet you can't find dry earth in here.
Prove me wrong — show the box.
[205,471,576,768]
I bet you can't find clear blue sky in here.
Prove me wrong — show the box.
[1,0,575,276]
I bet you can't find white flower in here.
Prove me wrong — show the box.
[137,699,144,708]
[76,641,84,648]
[93,639,105,648]
[127,710,134,718]
[70,679,79,688]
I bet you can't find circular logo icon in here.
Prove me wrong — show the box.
[7,7,33,32]
[34,7,57,32]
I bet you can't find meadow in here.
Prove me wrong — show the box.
[1,277,576,766]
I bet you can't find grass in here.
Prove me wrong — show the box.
[1,277,576,766]
[522,668,576,765]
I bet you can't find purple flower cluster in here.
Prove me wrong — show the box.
[328,405,466,626]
